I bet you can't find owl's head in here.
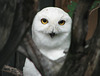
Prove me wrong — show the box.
[32,7,72,38]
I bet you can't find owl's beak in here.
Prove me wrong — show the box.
[49,32,56,38]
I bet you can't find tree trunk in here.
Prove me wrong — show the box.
[0,0,37,69]
[57,0,100,76]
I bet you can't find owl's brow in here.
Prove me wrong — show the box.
[59,14,66,21]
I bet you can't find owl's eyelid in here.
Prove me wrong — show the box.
[40,18,49,22]
[59,20,66,22]
[58,20,66,23]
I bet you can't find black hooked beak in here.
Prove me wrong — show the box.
[49,32,56,38]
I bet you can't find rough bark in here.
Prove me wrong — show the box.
[57,0,100,76]
[2,65,23,76]
[85,5,100,76]
[0,0,37,69]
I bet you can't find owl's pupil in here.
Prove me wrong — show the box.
[43,19,46,22]
[60,20,63,23]
[59,20,64,23]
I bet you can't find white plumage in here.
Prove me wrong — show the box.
[23,7,72,76]
[23,58,41,76]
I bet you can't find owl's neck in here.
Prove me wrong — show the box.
[40,49,66,60]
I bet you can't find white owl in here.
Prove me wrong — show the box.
[32,7,72,60]
[23,7,72,76]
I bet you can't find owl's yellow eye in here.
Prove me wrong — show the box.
[41,18,48,24]
[58,20,65,25]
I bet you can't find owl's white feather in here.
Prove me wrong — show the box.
[23,7,72,76]
[23,58,41,76]
[32,7,72,60]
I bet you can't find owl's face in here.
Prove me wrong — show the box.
[32,7,72,38]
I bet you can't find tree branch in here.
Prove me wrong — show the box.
[2,65,23,76]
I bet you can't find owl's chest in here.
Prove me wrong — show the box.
[32,31,70,50]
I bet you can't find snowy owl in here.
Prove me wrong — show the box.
[23,7,72,76]
[32,7,72,60]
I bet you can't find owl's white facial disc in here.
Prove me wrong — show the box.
[32,7,72,60]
